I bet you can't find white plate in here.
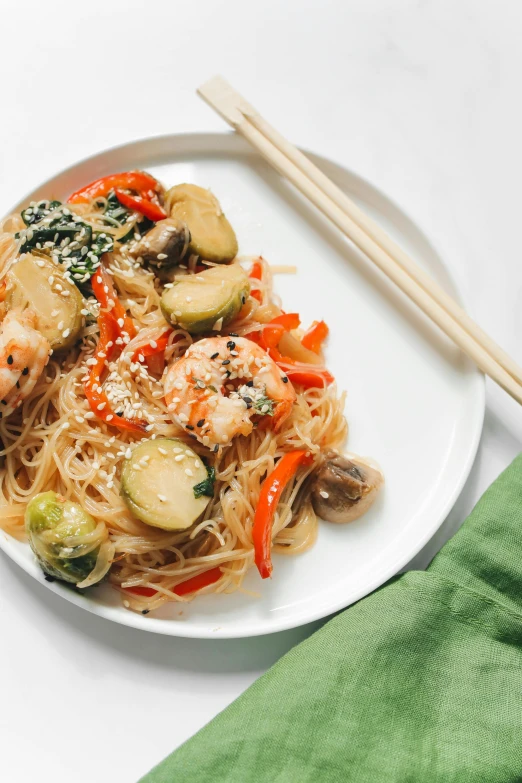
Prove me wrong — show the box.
[0,133,484,638]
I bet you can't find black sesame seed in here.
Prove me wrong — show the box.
[22,367,29,376]
[44,574,56,582]
[7,355,13,365]
[15,381,20,389]
[246,380,254,387]
[225,370,231,377]
[210,352,219,360]
[282,376,289,383]
[213,444,219,452]
[227,341,236,350]
[186,424,195,431]
[1,400,6,406]
[228,332,239,337]
[196,419,205,427]
[116,411,124,417]
[189,433,197,440]
[222,359,230,366]
[241,296,246,304]
[243,396,252,404]
[142,609,150,615]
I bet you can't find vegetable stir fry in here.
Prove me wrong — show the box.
[0,168,382,615]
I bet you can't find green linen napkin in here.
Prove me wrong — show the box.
[140,455,522,783]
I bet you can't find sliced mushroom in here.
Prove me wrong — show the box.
[310,452,383,524]
[131,218,190,270]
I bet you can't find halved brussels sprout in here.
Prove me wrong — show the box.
[121,438,211,531]
[25,491,108,585]
[166,184,238,263]
[6,254,84,350]
[160,264,250,334]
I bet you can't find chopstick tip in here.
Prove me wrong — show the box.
[197,76,245,127]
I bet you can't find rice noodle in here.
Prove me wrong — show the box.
[0,209,347,615]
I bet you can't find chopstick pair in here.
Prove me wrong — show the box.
[197,76,522,406]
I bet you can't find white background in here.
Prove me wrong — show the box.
[1,1,522,781]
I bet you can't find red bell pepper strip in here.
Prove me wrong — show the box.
[280,366,334,388]
[271,312,301,330]
[249,260,263,302]
[250,260,263,280]
[301,320,329,353]
[248,315,334,388]
[253,313,300,350]
[132,330,174,374]
[67,170,161,204]
[124,567,223,598]
[114,189,167,222]
[253,450,314,579]
[131,330,173,363]
[92,267,136,339]
[84,312,147,433]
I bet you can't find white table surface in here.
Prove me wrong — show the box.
[2,1,522,780]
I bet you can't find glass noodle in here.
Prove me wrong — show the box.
[0,201,346,614]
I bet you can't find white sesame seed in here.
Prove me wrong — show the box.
[158,494,167,502]
[84,411,95,419]
[319,490,329,499]
[106,414,114,421]
[92,462,100,470]
[158,447,167,455]
[174,454,185,462]
[185,468,193,477]
[97,402,106,411]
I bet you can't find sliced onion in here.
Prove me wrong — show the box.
[77,538,115,589]
[278,332,323,365]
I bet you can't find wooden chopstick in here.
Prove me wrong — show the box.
[197,76,522,406]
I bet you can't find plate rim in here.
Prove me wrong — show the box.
[0,131,485,639]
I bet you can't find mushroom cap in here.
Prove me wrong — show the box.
[310,451,384,524]
[132,218,190,269]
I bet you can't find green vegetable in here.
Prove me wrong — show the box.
[253,394,274,417]
[160,263,250,334]
[101,190,153,244]
[121,438,210,531]
[193,466,216,499]
[25,491,106,585]
[166,183,238,263]
[16,201,113,285]
[6,254,84,350]
[21,200,61,226]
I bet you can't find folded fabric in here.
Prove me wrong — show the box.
[140,455,522,783]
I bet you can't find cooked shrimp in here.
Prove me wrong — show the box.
[164,335,296,449]
[0,308,51,418]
